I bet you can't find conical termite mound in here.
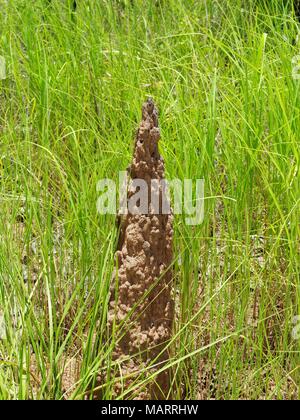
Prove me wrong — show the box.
[108,98,174,399]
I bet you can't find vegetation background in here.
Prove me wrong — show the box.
[0,0,299,399]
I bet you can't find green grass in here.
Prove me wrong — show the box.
[0,0,299,400]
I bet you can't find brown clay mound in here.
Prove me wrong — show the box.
[108,98,174,399]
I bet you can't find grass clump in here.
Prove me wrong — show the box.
[0,0,299,399]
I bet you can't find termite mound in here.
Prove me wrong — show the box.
[108,98,174,399]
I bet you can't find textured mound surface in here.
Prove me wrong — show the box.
[108,98,174,399]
